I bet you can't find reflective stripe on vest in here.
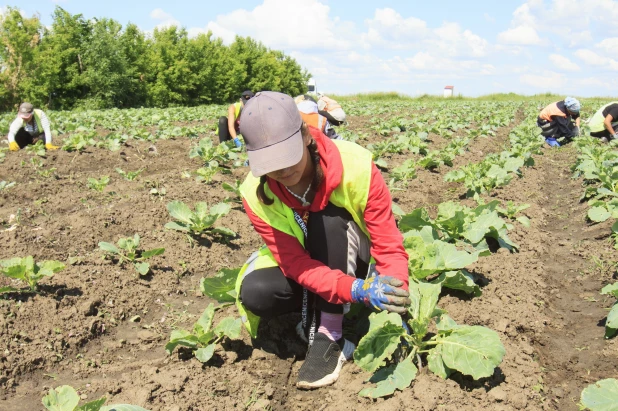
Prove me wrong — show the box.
[235,139,373,336]
[539,102,567,122]
[589,102,618,133]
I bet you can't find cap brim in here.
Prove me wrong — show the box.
[247,130,304,177]
[19,112,32,118]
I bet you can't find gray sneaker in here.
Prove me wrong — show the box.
[601,137,609,143]
[296,332,355,389]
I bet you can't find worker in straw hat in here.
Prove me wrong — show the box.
[233,91,410,389]
[7,103,59,151]
[537,97,581,147]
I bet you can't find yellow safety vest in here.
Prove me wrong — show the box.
[235,139,373,337]
[589,102,618,133]
[23,109,44,132]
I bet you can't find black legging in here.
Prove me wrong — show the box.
[590,122,618,139]
[15,128,44,149]
[240,202,369,317]
[218,116,235,144]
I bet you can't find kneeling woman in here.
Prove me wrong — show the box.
[237,92,410,389]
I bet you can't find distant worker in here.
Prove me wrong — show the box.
[588,101,618,143]
[217,90,254,147]
[7,103,59,151]
[294,95,341,140]
[317,94,346,126]
[537,97,581,147]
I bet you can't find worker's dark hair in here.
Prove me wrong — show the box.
[256,123,323,205]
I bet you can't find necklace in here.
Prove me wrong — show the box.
[284,183,312,207]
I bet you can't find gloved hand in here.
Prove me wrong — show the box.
[572,126,580,137]
[545,137,560,147]
[45,143,59,151]
[232,137,242,148]
[350,276,410,314]
[9,141,19,151]
[612,133,618,141]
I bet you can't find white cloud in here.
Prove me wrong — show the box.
[498,25,543,45]
[361,8,428,47]
[596,37,618,55]
[574,48,618,70]
[431,22,488,57]
[150,8,181,30]
[548,54,580,71]
[508,0,618,39]
[202,0,351,50]
[568,30,593,47]
[520,71,566,90]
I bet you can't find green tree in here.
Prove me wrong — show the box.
[0,7,42,109]
[146,26,194,107]
[29,7,90,109]
[80,17,131,109]
[119,23,149,107]
[186,31,244,104]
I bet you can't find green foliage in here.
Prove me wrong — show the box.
[24,141,47,157]
[354,281,505,398]
[222,180,242,203]
[0,256,65,293]
[601,283,618,339]
[115,168,143,181]
[0,7,307,110]
[87,176,110,192]
[580,379,618,411]
[42,384,149,411]
[62,130,97,152]
[200,267,240,303]
[401,200,518,253]
[165,303,241,363]
[98,234,165,276]
[165,200,236,240]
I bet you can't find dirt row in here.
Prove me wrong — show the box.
[0,112,615,410]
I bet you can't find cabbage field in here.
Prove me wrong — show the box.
[0,98,617,411]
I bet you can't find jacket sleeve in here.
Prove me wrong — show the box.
[39,111,52,144]
[242,199,356,304]
[7,118,22,143]
[363,164,409,289]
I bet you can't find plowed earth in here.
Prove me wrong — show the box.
[0,112,616,411]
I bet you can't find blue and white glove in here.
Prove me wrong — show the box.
[350,276,410,314]
[545,137,560,147]
[611,133,618,141]
[233,137,242,148]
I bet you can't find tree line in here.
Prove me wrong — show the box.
[0,6,310,111]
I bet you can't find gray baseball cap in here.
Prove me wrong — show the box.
[19,102,34,118]
[239,91,303,177]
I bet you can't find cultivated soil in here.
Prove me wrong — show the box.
[0,110,616,411]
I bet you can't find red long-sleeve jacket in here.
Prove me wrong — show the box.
[242,127,409,305]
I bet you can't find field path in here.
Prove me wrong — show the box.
[533,147,618,409]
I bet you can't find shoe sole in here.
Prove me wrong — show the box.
[296,350,346,390]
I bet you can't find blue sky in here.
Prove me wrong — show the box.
[8,0,618,97]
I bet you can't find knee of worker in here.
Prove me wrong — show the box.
[218,117,228,129]
[239,269,285,317]
[307,203,371,274]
